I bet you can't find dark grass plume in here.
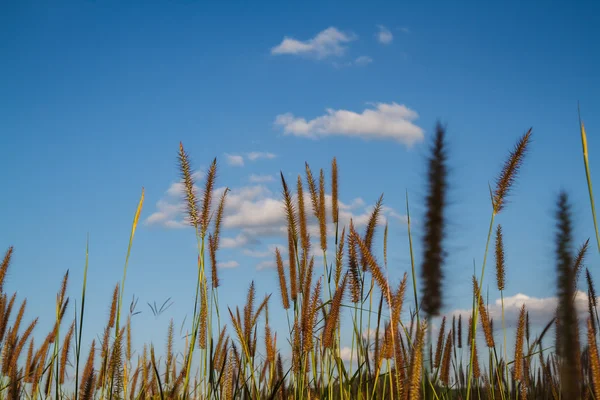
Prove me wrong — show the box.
[420,122,448,317]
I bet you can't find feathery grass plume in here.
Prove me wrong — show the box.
[291,320,301,375]
[514,304,526,381]
[201,158,217,237]
[8,299,26,345]
[440,330,453,386]
[275,248,290,310]
[213,187,228,248]
[392,273,408,328]
[323,273,348,348]
[319,168,327,251]
[209,234,219,288]
[24,338,34,383]
[458,314,462,349]
[126,316,132,362]
[420,122,448,317]
[166,319,174,385]
[281,173,298,303]
[198,289,208,349]
[525,311,530,344]
[59,320,75,384]
[7,366,21,400]
[0,294,16,345]
[303,279,322,353]
[110,328,125,396]
[6,318,37,376]
[587,268,597,308]
[473,277,494,347]
[407,322,426,400]
[297,175,310,263]
[0,246,13,293]
[109,284,119,329]
[178,142,200,229]
[243,281,256,349]
[352,228,390,303]
[335,227,346,287]
[469,317,480,379]
[589,288,597,336]
[79,340,96,400]
[493,128,532,214]
[573,238,590,288]
[361,194,384,271]
[495,224,506,291]
[305,162,320,220]
[331,157,339,225]
[347,220,361,303]
[452,315,456,347]
[434,316,446,368]
[554,191,581,397]
[588,318,600,399]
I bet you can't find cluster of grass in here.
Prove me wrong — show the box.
[1,116,600,399]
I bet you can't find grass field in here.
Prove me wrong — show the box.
[1,116,599,399]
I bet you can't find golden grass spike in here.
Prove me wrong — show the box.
[440,330,453,386]
[109,284,119,329]
[0,246,14,293]
[514,304,526,381]
[166,319,174,385]
[420,122,448,317]
[361,194,384,271]
[297,175,310,261]
[59,320,75,384]
[24,338,34,383]
[495,224,506,291]
[198,289,208,349]
[318,168,327,251]
[493,128,532,214]
[0,293,16,344]
[392,272,408,328]
[351,228,390,304]
[573,238,590,288]
[579,111,600,253]
[434,316,446,368]
[126,316,132,362]
[407,321,426,400]
[209,234,219,288]
[79,340,96,400]
[305,162,320,219]
[347,219,361,303]
[331,157,339,224]
[323,273,347,348]
[473,277,494,347]
[335,227,346,288]
[8,299,26,345]
[275,248,290,310]
[213,187,229,249]
[588,318,600,399]
[243,281,256,347]
[178,143,200,228]
[201,158,217,237]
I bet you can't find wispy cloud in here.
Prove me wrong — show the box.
[376,25,393,44]
[271,27,356,59]
[219,260,240,269]
[354,56,373,66]
[274,102,424,146]
[225,153,245,167]
[249,174,275,183]
[247,152,276,161]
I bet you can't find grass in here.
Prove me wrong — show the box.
[1,115,600,399]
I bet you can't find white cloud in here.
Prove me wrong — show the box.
[256,260,277,271]
[219,260,240,269]
[247,152,276,161]
[339,346,357,362]
[249,174,275,183]
[354,56,373,66]
[271,27,356,59]
[447,291,589,329]
[274,102,424,146]
[243,244,287,258]
[377,25,393,44]
[225,154,245,167]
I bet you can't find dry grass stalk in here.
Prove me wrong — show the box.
[323,273,347,348]
[0,246,14,293]
[473,277,494,347]
[201,158,217,236]
[440,330,453,385]
[178,143,200,229]
[331,157,339,225]
[407,322,426,400]
[434,316,446,368]
[361,194,384,272]
[347,220,361,303]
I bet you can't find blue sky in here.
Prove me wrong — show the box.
[1,0,600,361]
